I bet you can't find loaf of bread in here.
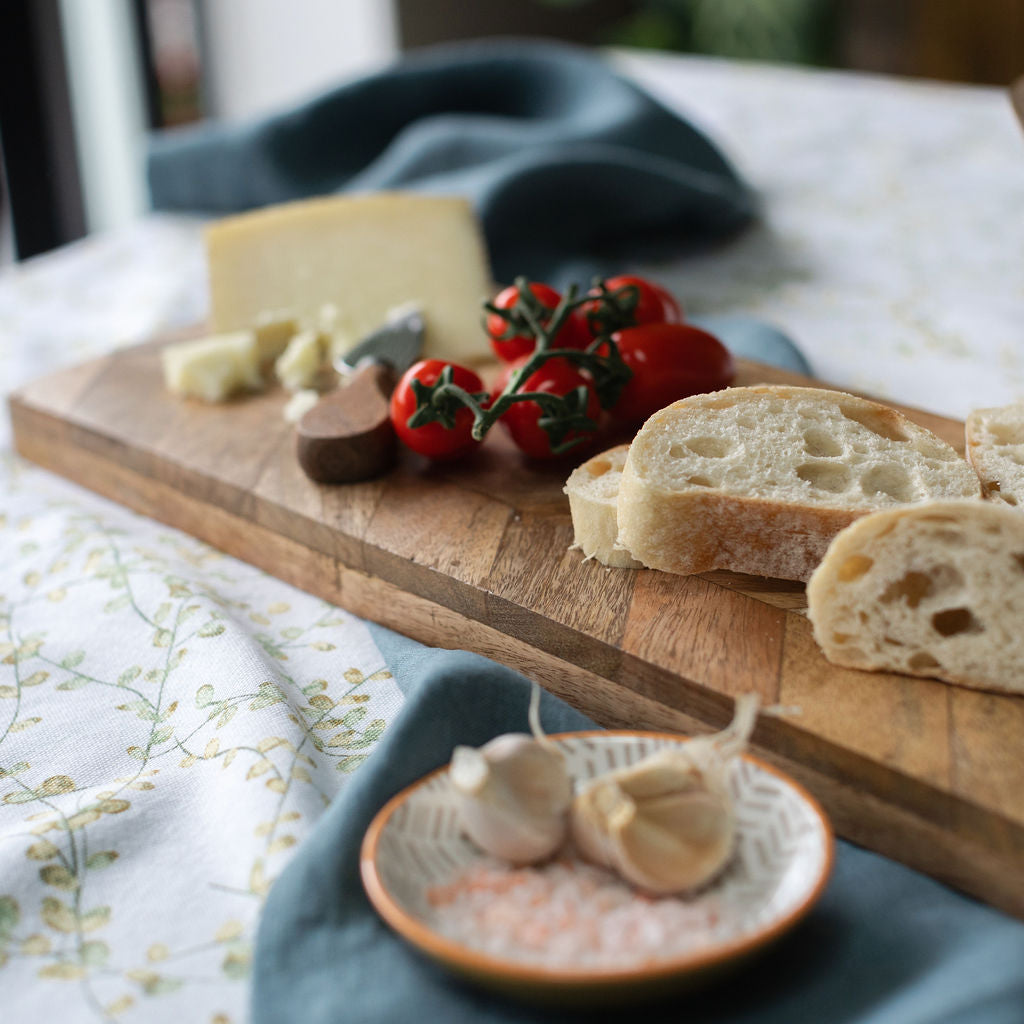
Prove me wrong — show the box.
[965,401,1024,508]
[564,445,642,568]
[616,385,981,582]
[806,501,1024,693]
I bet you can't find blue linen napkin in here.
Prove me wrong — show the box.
[146,39,753,284]
[252,626,1024,1024]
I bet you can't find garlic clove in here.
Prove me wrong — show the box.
[610,790,734,894]
[607,750,707,801]
[570,695,759,894]
[571,780,733,894]
[569,781,620,868]
[448,687,572,866]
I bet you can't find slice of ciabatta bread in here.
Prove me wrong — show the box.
[564,445,643,568]
[617,385,981,582]
[806,500,1024,693]
[965,401,1024,507]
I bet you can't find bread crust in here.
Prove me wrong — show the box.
[618,385,980,582]
[616,481,863,581]
[965,401,1024,508]
[806,500,1024,694]
[564,445,642,568]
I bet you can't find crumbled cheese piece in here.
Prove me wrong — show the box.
[283,389,321,424]
[252,311,299,364]
[161,331,262,402]
[274,329,326,391]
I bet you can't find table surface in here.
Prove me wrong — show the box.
[2,51,1023,1024]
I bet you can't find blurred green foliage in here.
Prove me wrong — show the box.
[538,0,837,66]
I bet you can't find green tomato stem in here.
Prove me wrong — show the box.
[413,276,637,448]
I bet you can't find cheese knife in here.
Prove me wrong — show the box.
[296,307,425,483]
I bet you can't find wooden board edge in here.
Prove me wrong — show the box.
[11,391,1024,919]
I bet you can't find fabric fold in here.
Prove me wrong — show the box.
[147,39,754,282]
[252,626,1024,1024]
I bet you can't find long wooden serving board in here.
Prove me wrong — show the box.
[10,340,1024,919]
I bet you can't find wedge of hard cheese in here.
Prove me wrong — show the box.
[206,193,493,364]
[617,385,982,582]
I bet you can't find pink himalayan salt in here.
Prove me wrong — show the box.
[424,855,723,970]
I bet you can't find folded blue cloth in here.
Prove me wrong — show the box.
[252,626,1024,1024]
[147,39,753,284]
[693,313,810,374]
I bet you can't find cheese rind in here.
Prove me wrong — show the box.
[205,193,494,365]
[161,331,262,402]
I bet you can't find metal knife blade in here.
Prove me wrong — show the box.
[334,305,425,377]
[297,307,425,485]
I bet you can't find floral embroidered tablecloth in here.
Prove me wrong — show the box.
[2,54,1022,1024]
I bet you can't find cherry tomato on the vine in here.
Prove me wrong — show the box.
[485,282,590,362]
[582,275,683,337]
[389,359,487,460]
[495,357,601,459]
[609,323,734,424]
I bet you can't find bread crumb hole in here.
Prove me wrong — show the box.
[990,422,1024,445]
[1014,554,1024,572]
[860,464,913,502]
[831,632,851,644]
[880,571,932,608]
[687,476,713,487]
[585,458,611,478]
[699,396,737,411]
[931,607,982,637]
[685,437,733,458]
[840,406,908,442]
[908,652,940,671]
[838,555,874,582]
[802,427,843,457]
[858,610,869,623]
[883,636,905,647]
[796,462,851,493]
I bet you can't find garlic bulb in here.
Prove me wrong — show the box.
[570,695,760,894]
[449,686,571,865]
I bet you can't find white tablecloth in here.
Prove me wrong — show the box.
[2,52,1022,1024]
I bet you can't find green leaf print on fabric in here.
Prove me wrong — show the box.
[0,480,400,1021]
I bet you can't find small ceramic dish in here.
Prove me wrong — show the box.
[360,730,833,1004]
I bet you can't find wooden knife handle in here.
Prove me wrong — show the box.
[296,362,398,483]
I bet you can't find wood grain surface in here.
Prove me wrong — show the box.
[9,338,1024,919]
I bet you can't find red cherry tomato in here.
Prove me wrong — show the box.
[609,323,734,424]
[495,357,601,459]
[486,282,589,362]
[583,275,683,337]
[389,359,487,460]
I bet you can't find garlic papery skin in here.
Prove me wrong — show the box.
[572,776,734,894]
[569,695,760,894]
[449,730,572,866]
